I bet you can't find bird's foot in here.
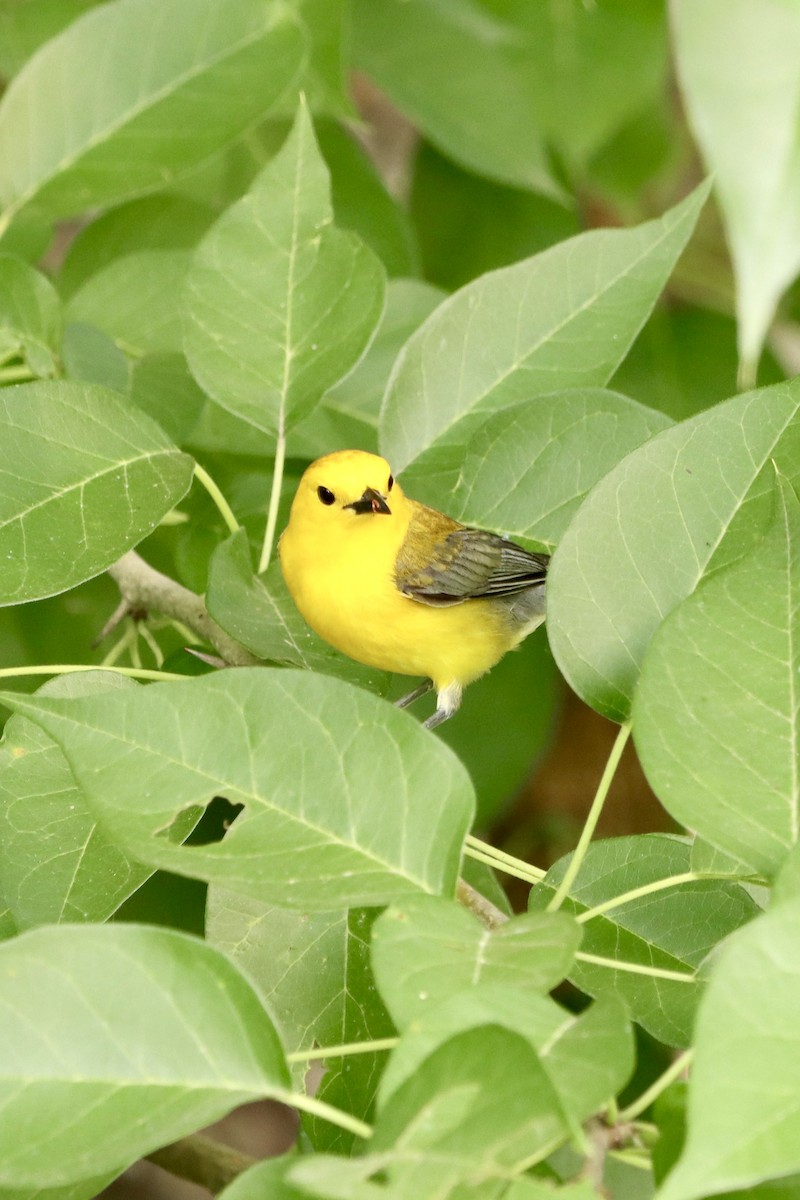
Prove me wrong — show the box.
[395,679,433,709]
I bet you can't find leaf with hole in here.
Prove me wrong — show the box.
[0,669,474,910]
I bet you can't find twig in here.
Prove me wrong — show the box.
[107,551,259,667]
[456,878,508,930]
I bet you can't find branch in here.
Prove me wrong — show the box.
[107,551,259,667]
[146,1133,258,1193]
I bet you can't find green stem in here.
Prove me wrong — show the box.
[465,834,546,880]
[464,844,545,887]
[575,950,694,983]
[280,1090,372,1141]
[100,623,138,668]
[258,419,286,574]
[619,1050,693,1122]
[547,722,631,912]
[193,462,240,536]
[576,871,727,924]
[287,1037,398,1064]
[0,664,185,683]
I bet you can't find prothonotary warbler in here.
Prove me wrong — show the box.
[279,449,549,729]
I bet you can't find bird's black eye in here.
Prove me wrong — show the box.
[387,475,394,492]
[317,486,335,506]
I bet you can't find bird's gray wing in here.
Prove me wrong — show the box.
[395,527,549,608]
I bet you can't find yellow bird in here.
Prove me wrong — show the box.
[279,450,549,729]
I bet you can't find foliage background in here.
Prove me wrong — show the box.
[0,1,799,1199]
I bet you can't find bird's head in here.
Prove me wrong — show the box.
[286,450,404,533]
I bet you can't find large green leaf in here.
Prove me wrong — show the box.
[207,531,393,691]
[547,380,800,720]
[660,899,800,1200]
[0,0,306,227]
[452,389,671,549]
[0,255,62,377]
[0,923,289,1188]
[351,0,557,196]
[184,102,385,437]
[0,673,153,929]
[0,380,194,604]
[672,0,800,373]
[529,835,759,1047]
[207,890,393,1152]
[380,184,708,501]
[635,475,800,879]
[371,895,580,1028]
[0,669,474,910]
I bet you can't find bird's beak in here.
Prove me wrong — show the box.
[345,487,391,516]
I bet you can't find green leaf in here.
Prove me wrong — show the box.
[0,0,306,225]
[317,119,418,277]
[659,899,800,1200]
[380,184,709,499]
[672,0,800,372]
[207,530,393,691]
[0,380,194,604]
[372,1025,570,1175]
[452,389,672,549]
[217,1156,305,1200]
[377,983,633,1132]
[58,194,216,299]
[0,672,154,929]
[184,102,385,437]
[371,895,580,1028]
[0,923,289,1188]
[292,279,444,459]
[529,835,760,1047]
[128,352,209,445]
[0,1172,123,1200]
[65,249,189,357]
[690,838,755,881]
[547,379,800,720]
[492,0,669,175]
[410,141,581,292]
[0,1,100,79]
[207,889,393,1151]
[283,0,352,118]
[0,254,62,378]
[351,0,558,196]
[0,668,474,910]
[634,474,800,879]
[61,323,130,394]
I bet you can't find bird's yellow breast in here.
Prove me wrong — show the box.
[279,499,516,690]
